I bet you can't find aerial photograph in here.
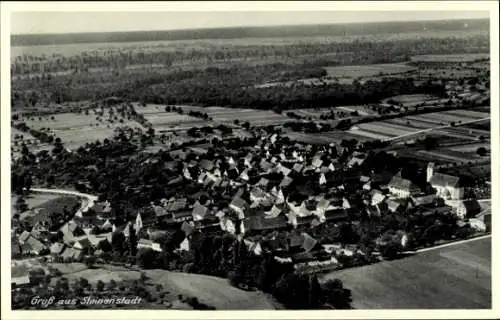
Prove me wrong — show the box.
[6,6,493,312]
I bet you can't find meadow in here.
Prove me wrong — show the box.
[324,63,416,79]
[50,263,279,310]
[322,237,491,309]
[19,110,145,150]
[411,53,490,63]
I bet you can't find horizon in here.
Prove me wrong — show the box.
[11,11,489,36]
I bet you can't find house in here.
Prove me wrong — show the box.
[288,232,319,253]
[243,215,288,233]
[180,221,195,236]
[12,275,31,288]
[264,205,282,219]
[324,208,348,222]
[73,238,92,251]
[229,196,249,219]
[243,239,262,255]
[50,242,66,255]
[411,194,437,207]
[61,247,84,261]
[387,199,407,213]
[319,173,327,185]
[192,204,209,221]
[219,216,236,234]
[18,230,31,244]
[292,163,304,173]
[388,175,420,198]
[427,163,464,200]
[59,220,86,245]
[347,152,366,167]
[370,190,386,206]
[276,163,291,176]
[137,239,163,252]
[178,237,190,251]
[279,176,294,189]
[456,199,481,219]
[468,218,486,232]
[250,187,267,204]
[21,236,48,255]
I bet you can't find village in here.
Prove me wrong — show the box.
[11,120,491,289]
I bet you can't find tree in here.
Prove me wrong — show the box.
[423,136,438,150]
[107,279,117,291]
[84,255,97,268]
[321,279,352,309]
[272,273,324,309]
[96,280,105,292]
[380,241,402,260]
[137,248,157,269]
[14,197,28,213]
[476,147,488,157]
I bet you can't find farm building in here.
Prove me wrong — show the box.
[387,175,420,198]
[455,199,482,219]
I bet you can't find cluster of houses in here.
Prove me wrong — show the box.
[12,130,489,271]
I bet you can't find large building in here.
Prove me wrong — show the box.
[427,162,464,200]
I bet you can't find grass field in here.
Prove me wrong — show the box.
[284,131,372,145]
[322,237,491,309]
[19,111,144,150]
[60,264,279,310]
[411,53,490,63]
[324,63,415,78]
[384,94,444,107]
[19,195,81,222]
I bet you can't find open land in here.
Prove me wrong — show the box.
[322,237,491,309]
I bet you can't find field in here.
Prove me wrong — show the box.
[19,195,81,222]
[11,128,52,159]
[324,63,416,79]
[347,109,490,142]
[284,131,372,145]
[384,94,444,107]
[18,110,145,150]
[411,53,490,63]
[322,237,491,309]
[56,263,279,310]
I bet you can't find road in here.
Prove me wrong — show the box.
[385,116,490,142]
[414,234,491,254]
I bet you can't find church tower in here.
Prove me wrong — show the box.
[426,162,435,183]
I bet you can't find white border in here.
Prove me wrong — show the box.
[1,1,499,319]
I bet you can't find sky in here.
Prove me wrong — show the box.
[11,11,490,35]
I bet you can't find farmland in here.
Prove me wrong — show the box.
[322,237,491,309]
[411,53,490,63]
[134,104,207,131]
[17,110,145,150]
[347,109,490,141]
[324,63,416,79]
[284,131,372,145]
[383,94,445,107]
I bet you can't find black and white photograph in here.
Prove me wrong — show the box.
[1,1,499,318]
